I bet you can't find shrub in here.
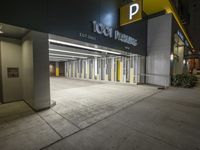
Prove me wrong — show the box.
[172,74,197,88]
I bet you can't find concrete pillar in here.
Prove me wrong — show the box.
[72,61,76,78]
[86,60,89,79]
[94,58,97,80]
[64,62,67,77]
[130,68,134,84]
[120,59,124,83]
[69,62,72,78]
[111,58,115,82]
[22,31,50,111]
[97,59,101,80]
[105,58,109,81]
[123,57,126,83]
[82,60,85,79]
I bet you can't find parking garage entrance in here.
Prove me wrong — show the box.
[48,34,158,129]
[49,34,145,84]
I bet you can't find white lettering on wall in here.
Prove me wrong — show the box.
[129,3,139,20]
[92,21,138,47]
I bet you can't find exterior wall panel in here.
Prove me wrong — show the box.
[146,14,172,86]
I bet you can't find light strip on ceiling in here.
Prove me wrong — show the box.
[49,39,121,55]
[49,53,87,59]
[49,56,76,60]
[49,48,101,57]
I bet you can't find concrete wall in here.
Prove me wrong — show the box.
[0,38,22,102]
[0,41,2,102]
[32,32,50,110]
[0,32,50,110]
[146,14,172,86]
[22,34,34,106]
[22,31,50,110]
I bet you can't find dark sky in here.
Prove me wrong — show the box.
[169,0,200,51]
[186,0,200,51]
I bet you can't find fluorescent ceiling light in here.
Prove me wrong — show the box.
[49,39,121,55]
[49,56,76,60]
[0,24,3,34]
[49,53,87,59]
[49,48,101,57]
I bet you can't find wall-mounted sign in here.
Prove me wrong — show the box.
[7,68,19,78]
[92,21,138,46]
[120,0,142,26]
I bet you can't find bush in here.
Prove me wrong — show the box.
[172,74,197,88]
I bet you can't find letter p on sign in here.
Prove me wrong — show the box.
[120,0,142,26]
[129,3,139,20]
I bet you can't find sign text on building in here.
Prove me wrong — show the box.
[92,21,138,46]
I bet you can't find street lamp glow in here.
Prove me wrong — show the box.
[170,54,174,61]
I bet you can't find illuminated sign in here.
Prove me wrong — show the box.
[129,3,140,20]
[120,0,142,26]
[92,21,138,46]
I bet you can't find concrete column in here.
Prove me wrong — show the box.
[97,59,101,80]
[123,57,126,83]
[105,58,109,81]
[64,62,67,77]
[94,58,97,80]
[110,58,114,82]
[69,62,72,78]
[72,61,76,78]
[82,60,85,79]
[86,60,89,79]
[130,68,134,84]
[22,31,50,111]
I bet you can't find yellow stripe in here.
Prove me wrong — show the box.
[56,68,59,77]
[117,60,121,81]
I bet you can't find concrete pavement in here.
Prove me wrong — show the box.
[0,78,200,150]
[44,86,200,150]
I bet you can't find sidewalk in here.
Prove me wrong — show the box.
[0,85,200,150]
[44,87,200,150]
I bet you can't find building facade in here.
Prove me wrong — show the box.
[0,0,193,110]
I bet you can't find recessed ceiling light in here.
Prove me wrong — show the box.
[49,39,121,55]
[49,48,101,57]
[0,24,3,34]
[49,53,87,59]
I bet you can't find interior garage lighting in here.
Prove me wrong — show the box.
[49,53,87,59]
[0,24,3,34]
[49,39,121,55]
[49,56,76,60]
[49,48,101,57]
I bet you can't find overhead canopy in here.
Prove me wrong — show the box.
[143,0,193,49]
